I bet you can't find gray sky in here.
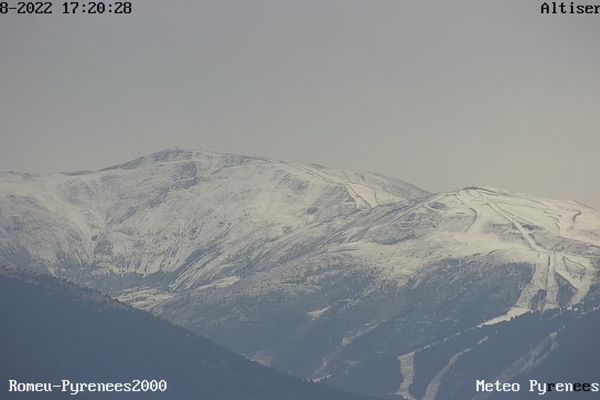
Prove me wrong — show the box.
[1,0,599,208]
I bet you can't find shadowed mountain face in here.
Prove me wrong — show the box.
[0,266,376,400]
[1,149,599,397]
[403,298,600,400]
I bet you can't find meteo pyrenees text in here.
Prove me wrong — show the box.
[541,2,600,13]
[476,380,600,396]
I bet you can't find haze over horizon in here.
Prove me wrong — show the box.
[1,0,599,208]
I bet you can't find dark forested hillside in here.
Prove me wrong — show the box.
[0,266,377,400]
[408,299,600,400]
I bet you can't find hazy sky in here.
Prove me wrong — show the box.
[1,0,599,208]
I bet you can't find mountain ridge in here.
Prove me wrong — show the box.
[1,148,599,397]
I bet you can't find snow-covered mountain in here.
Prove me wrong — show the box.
[0,149,426,277]
[1,149,599,398]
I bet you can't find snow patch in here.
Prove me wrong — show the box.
[396,352,417,400]
[197,276,240,291]
[306,305,332,320]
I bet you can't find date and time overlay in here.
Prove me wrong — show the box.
[0,1,132,15]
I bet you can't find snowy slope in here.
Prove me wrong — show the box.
[0,149,426,277]
[1,149,599,396]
